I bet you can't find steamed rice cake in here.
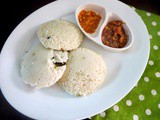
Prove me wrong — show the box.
[37,19,83,50]
[58,48,106,96]
[20,43,68,89]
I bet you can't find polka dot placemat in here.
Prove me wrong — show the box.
[92,7,160,120]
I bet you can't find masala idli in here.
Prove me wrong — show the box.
[37,19,83,50]
[58,48,106,96]
[20,43,68,89]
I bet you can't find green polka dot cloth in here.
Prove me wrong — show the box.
[92,7,160,120]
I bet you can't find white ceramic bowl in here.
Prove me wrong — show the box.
[75,4,134,52]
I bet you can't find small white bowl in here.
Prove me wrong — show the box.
[75,4,134,52]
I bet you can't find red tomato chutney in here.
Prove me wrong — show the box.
[101,20,128,48]
[78,10,101,34]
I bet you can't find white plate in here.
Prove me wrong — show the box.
[0,0,150,120]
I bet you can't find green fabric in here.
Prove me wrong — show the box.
[92,7,160,120]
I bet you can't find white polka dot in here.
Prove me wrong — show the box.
[152,21,157,26]
[146,12,151,16]
[148,60,154,65]
[132,7,136,10]
[149,35,152,39]
[126,100,132,106]
[139,95,145,101]
[158,104,160,109]
[158,31,160,36]
[151,89,157,96]
[113,105,119,112]
[145,109,151,115]
[99,111,106,117]
[133,115,139,120]
[155,72,160,78]
[153,45,158,50]
[144,77,149,82]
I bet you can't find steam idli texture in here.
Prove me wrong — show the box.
[20,43,68,89]
[37,19,83,50]
[58,48,106,96]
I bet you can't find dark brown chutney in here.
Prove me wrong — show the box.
[101,20,128,48]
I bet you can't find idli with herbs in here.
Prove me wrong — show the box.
[58,48,106,96]
[20,43,68,89]
[37,19,83,50]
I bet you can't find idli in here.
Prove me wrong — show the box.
[20,43,68,89]
[37,19,83,50]
[58,48,106,96]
